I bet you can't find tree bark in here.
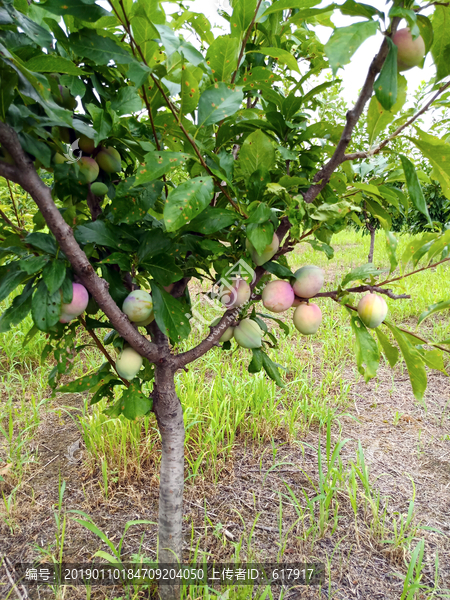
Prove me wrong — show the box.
[368,227,376,263]
[153,362,185,600]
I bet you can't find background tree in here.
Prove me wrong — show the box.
[1,1,450,598]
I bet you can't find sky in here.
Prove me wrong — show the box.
[169,0,435,106]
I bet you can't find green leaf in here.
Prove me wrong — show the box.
[110,180,164,224]
[365,198,392,230]
[84,317,112,330]
[75,221,120,249]
[350,315,380,382]
[42,260,66,295]
[231,0,257,37]
[19,255,48,275]
[262,0,319,16]
[90,377,121,405]
[262,352,285,387]
[367,75,406,145]
[31,279,61,332]
[205,35,240,82]
[141,253,183,286]
[40,0,110,21]
[248,347,264,373]
[385,231,398,273]
[325,20,379,75]
[25,232,56,255]
[245,202,271,224]
[182,207,237,234]
[342,263,387,287]
[374,38,397,111]
[198,83,244,127]
[61,275,73,304]
[0,282,33,333]
[375,328,399,367]
[25,54,85,75]
[151,285,191,342]
[164,177,214,232]
[340,0,383,19]
[247,47,301,73]
[0,263,28,303]
[256,312,290,335]
[58,363,112,393]
[85,104,112,146]
[2,2,52,47]
[418,299,450,325]
[135,152,190,185]
[98,253,131,272]
[400,155,431,225]
[110,86,142,115]
[137,229,172,262]
[119,381,152,420]
[431,6,450,82]
[264,261,293,279]
[417,348,446,374]
[238,130,275,178]
[247,221,274,255]
[417,15,433,54]
[310,200,355,222]
[180,66,200,115]
[408,129,450,200]
[68,30,135,65]
[385,323,427,401]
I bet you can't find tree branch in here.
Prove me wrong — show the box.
[0,121,161,365]
[343,81,450,162]
[302,19,400,204]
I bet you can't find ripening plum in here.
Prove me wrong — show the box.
[59,283,89,323]
[261,280,295,313]
[251,233,280,266]
[221,278,251,309]
[96,146,122,173]
[211,317,235,343]
[292,265,324,298]
[134,311,155,327]
[90,182,108,196]
[392,28,425,71]
[115,347,143,380]
[293,303,322,335]
[233,318,263,348]
[78,157,99,184]
[78,134,96,154]
[357,294,388,329]
[55,85,77,110]
[122,290,153,322]
[292,296,303,307]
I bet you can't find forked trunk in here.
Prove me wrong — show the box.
[153,363,185,600]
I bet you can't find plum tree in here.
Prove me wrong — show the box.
[233,318,263,348]
[1,4,450,598]
[221,278,251,309]
[261,280,295,313]
[357,294,388,328]
[122,290,153,322]
[293,303,322,335]
[392,28,425,71]
[96,146,122,173]
[292,266,325,298]
[78,157,99,184]
[59,283,89,323]
[115,346,143,380]
[251,234,280,266]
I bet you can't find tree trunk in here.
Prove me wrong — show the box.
[368,228,376,263]
[153,363,185,600]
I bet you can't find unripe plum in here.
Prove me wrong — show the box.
[293,303,322,335]
[261,280,294,313]
[90,182,108,196]
[53,153,67,165]
[234,318,263,348]
[221,278,251,309]
[392,28,425,71]
[78,134,96,154]
[134,311,155,327]
[78,157,99,184]
[96,146,122,173]
[211,317,235,343]
[357,294,388,329]
[59,127,71,144]
[251,233,280,266]
[60,283,89,322]
[293,265,324,298]
[122,290,153,322]
[55,85,77,110]
[115,347,143,380]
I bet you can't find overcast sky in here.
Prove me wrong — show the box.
[170,0,435,106]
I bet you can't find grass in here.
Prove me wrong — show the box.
[1,228,450,599]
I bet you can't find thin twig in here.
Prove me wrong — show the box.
[6,179,22,227]
[343,81,450,161]
[378,257,450,287]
